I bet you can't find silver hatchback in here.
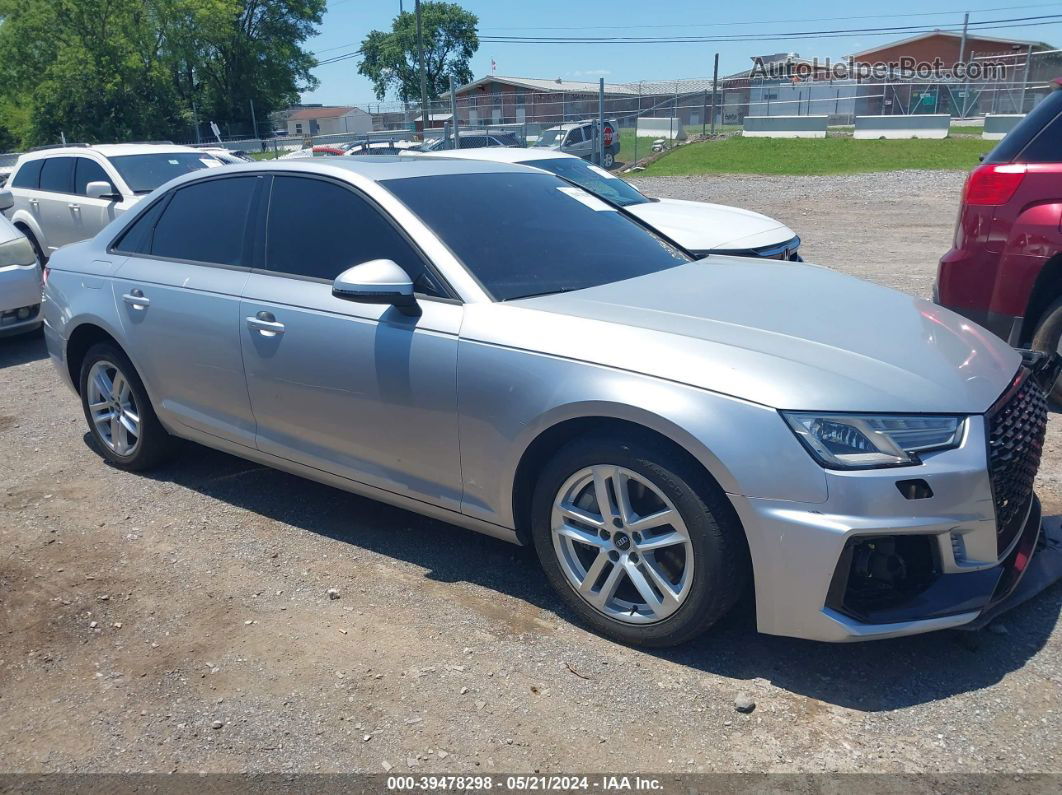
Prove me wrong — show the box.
[42,157,1050,646]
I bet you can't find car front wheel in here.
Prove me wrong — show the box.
[1031,296,1062,403]
[79,342,174,471]
[531,434,748,647]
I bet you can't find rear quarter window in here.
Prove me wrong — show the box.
[11,159,43,189]
[1018,114,1062,163]
[985,90,1062,164]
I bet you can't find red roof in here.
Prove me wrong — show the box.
[287,106,358,121]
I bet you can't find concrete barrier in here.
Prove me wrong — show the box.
[636,117,686,140]
[983,114,1025,140]
[853,114,950,139]
[742,115,828,139]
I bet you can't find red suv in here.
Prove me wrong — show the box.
[936,77,1062,397]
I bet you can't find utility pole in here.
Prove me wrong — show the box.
[449,74,460,149]
[249,98,259,140]
[597,77,605,166]
[710,52,719,136]
[957,13,970,118]
[415,0,429,132]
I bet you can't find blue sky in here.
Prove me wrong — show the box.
[301,0,1062,106]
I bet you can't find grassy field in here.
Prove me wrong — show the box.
[616,125,742,165]
[637,135,994,176]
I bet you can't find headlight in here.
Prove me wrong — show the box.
[0,236,37,268]
[781,412,964,469]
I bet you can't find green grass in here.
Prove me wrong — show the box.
[635,135,994,176]
[615,125,741,166]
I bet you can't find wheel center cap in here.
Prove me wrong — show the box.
[613,532,631,551]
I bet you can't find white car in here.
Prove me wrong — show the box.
[0,144,224,261]
[411,148,800,259]
[0,203,41,336]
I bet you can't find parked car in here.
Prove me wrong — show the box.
[413,148,800,260]
[197,147,252,164]
[0,144,224,262]
[44,157,1049,646]
[417,130,522,152]
[936,78,1062,398]
[0,202,42,336]
[344,140,421,156]
[311,141,358,156]
[534,120,620,168]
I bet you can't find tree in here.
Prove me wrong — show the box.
[358,2,478,103]
[0,0,324,148]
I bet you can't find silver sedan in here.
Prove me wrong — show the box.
[41,157,1048,645]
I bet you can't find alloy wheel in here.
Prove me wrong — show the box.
[551,465,694,624]
[86,360,142,456]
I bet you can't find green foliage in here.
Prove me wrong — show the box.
[0,0,325,148]
[358,2,478,102]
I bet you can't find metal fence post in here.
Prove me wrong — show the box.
[711,53,719,136]
[1020,45,1034,113]
[598,77,605,166]
[449,74,460,149]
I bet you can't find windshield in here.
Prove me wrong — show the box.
[382,172,689,301]
[109,152,223,193]
[524,158,648,207]
[534,128,565,147]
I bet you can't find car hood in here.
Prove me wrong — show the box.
[467,259,1019,414]
[626,197,795,252]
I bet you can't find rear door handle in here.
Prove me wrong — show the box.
[246,312,285,336]
[122,289,150,309]
[68,203,80,212]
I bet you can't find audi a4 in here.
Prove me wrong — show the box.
[42,157,1049,645]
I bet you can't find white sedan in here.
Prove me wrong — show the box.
[0,206,41,336]
[408,147,801,260]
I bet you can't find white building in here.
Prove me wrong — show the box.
[285,106,372,137]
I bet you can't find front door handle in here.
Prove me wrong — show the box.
[246,311,285,336]
[122,289,150,309]
[68,203,80,212]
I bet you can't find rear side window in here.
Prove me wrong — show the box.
[11,159,43,189]
[1018,114,1062,162]
[150,177,257,265]
[265,175,444,296]
[112,198,169,255]
[458,136,488,149]
[74,158,115,195]
[985,91,1062,164]
[39,157,75,193]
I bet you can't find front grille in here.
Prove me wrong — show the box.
[986,372,1047,555]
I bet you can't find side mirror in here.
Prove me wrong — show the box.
[332,259,419,315]
[86,181,120,201]
[0,189,13,212]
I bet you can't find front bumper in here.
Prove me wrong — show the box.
[728,413,1051,642]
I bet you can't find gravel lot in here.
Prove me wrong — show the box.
[1,170,1059,775]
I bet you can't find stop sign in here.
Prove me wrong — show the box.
[603,125,613,147]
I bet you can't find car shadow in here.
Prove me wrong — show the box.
[0,328,47,368]
[105,436,1061,714]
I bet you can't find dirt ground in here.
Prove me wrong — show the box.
[1,170,1059,775]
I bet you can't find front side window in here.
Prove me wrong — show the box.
[533,128,564,147]
[11,159,43,189]
[107,152,222,194]
[382,172,689,301]
[458,136,489,149]
[74,158,115,196]
[565,127,584,145]
[38,157,75,193]
[523,158,648,207]
[265,175,444,296]
[150,176,258,265]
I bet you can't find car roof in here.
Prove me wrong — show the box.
[412,148,576,164]
[166,155,544,187]
[17,143,203,162]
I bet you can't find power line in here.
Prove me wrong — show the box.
[479,3,1062,31]
[476,14,1062,43]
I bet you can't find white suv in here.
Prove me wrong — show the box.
[0,144,223,262]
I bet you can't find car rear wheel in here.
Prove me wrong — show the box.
[602,151,616,169]
[531,434,748,647]
[79,342,174,471]
[1030,296,1062,403]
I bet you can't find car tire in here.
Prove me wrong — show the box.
[79,342,175,471]
[1030,296,1062,403]
[18,226,47,267]
[531,433,748,647]
[602,151,616,169]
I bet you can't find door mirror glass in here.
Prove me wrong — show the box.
[85,181,120,200]
[333,259,418,313]
[0,189,13,212]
